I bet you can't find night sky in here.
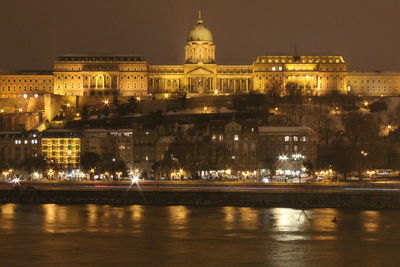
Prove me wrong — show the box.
[1,0,399,71]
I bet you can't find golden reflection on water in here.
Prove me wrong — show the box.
[362,211,380,233]
[169,206,188,228]
[223,206,235,230]
[130,205,143,222]
[273,208,309,232]
[87,204,98,226]
[42,204,70,233]
[311,208,338,233]
[129,205,144,234]
[0,204,16,231]
[271,208,314,241]
[168,206,189,239]
[238,207,259,230]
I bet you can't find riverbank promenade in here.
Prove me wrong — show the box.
[1,181,400,208]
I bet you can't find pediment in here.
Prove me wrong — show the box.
[185,66,215,75]
[225,121,241,129]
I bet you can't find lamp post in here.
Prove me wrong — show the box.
[164,93,169,112]
[47,169,54,180]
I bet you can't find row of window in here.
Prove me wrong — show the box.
[42,145,80,150]
[350,80,399,83]
[15,139,38,144]
[42,139,80,145]
[1,79,51,83]
[284,136,308,142]
[284,145,307,152]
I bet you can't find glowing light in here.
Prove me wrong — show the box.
[18,108,23,113]
[0,109,3,113]
[279,155,289,161]
[23,94,28,99]
[214,90,219,95]
[9,178,21,187]
[103,99,110,105]
[164,93,169,99]
[131,177,140,184]
[136,97,141,101]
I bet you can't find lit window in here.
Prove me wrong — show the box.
[293,136,298,142]
[272,67,276,71]
[234,135,239,141]
[219,135,224,141]
[212,135,216,140]
[302,136,307,142]
[284,136,290,142]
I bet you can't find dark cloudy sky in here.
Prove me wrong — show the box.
[0,0,399,71]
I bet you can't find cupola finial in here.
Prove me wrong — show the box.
[197,10,203,24]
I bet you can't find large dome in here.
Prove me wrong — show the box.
[187,18,213,42]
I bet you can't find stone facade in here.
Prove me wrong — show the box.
[0,14,398,104]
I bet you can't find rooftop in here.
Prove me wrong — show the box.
[57,54,145,62]
[255,55,346,64]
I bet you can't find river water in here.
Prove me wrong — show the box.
[0,204,399,266]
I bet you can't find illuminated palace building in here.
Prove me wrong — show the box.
[0,13,399,99]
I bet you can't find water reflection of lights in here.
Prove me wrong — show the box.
[310,208,338,240]
[0,204,16,231]
[130,205,143,222]
[42,204,70,233]
[362,211,380,233]
[87,204,99,226]
[223,206,236,230]
[168,206,189,232]
[272,208,310,241]
[238,207,259,230]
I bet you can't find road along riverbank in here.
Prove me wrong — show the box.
[1,182,400,208]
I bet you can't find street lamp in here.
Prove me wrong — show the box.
[2,171,9,180]
[278,155,288,161]
[47,169,54,180]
